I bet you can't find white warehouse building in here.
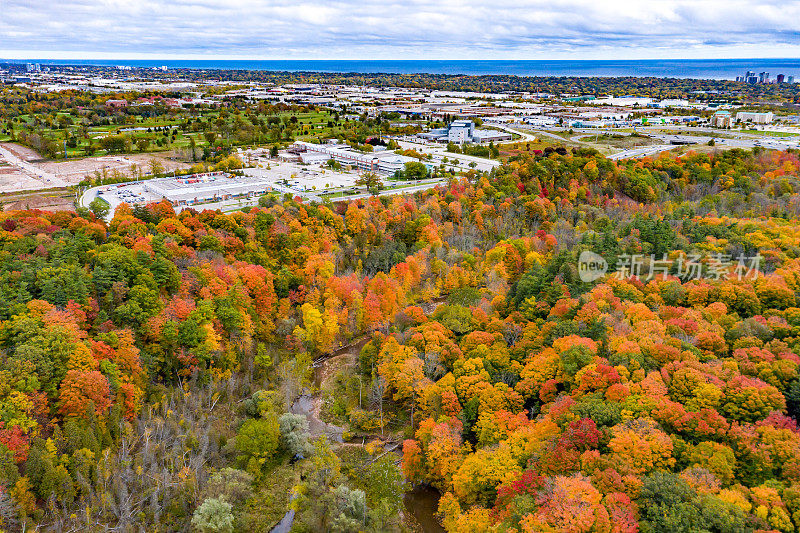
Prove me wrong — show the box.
[142,172,275,206]
[291,141,435,175]
[291,141,379,172]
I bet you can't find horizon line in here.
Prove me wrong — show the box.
[3,57,800,63]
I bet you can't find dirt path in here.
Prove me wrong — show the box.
[284,297,451,532]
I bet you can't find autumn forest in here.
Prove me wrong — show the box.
[3,144,800,532]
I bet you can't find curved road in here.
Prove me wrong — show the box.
[492,124,538,142]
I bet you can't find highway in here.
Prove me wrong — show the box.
[516,123,800,159]
[607,144,675,160]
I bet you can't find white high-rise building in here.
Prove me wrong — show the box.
[736,111,774,124]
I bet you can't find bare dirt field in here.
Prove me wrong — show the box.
[0,189,76,212]
[0,147,53,193]
[38,152,190,184]
[2,143,45,162]
[0,165,49,193]
[0,143,192,192]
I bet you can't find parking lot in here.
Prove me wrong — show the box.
[80,155,375,218]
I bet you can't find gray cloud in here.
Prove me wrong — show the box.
[1,0,799,59]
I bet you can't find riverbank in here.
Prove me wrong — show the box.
[264,295,451,532]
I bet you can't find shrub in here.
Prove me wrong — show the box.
[235,414,280,475]
[191,497,234,533]
[279,413,311,457]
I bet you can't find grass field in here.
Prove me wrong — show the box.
[743,129,800,138]
[588,134,663,149]
[7,108,354,161]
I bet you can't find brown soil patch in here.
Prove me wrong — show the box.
[0,143,192,188]
[0,169,51,194]
[39,152,191,184]
[1,190,75,212]
[1,143,44,161]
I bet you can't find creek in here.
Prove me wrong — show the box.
[403,486,445,532]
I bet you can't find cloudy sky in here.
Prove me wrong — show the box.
[1,0,799,60]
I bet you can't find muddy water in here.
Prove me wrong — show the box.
[270,508,294,533]
[312,337,371,388]
[404,486,445,533]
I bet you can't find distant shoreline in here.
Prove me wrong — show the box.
[3,58,800,80]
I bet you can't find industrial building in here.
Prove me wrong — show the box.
[417,120,512,144]
[291,141,379,172]
[290,141,435,175]
[472,129,513,143]
[377,154,437,175]
[141,172,275,206]
[736,111,774,124]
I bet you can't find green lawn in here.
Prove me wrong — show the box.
[5,108,380,161]
[743,129,800,137]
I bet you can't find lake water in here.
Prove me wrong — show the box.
[8,58,800,80]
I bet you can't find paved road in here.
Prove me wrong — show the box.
[607,145,675,160]
[0,144,68,188]
[492,124,538,142]
[520,127,596,147]
[79,184,124,220]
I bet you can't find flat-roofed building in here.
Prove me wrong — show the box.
[291,141,379,172]
[298,152,330,165]
[376,154,436,175]
[471,129,512,143]
[711,110,732,128]
[142,172,275,206]
[418,128,448,141]
[736,111,774,124]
